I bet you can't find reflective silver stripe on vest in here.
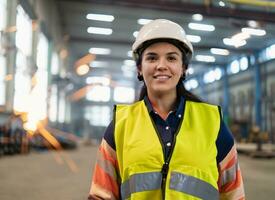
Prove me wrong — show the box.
[170,171,219,200]
[221,162,238,186]
[121,172,162,199]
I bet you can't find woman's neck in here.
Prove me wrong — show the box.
[148,91,177,120]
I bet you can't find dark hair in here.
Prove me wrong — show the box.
[138,78,202,102]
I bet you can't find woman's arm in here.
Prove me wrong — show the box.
[88,122,120,200]
[216,121,245,200]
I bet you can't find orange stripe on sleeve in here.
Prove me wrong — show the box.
[93,164,119,199]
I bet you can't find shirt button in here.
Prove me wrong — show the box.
[178,114,182,118]
[166,142,171,147]
[165,126,169,130]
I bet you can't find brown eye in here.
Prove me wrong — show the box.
[167,56,177,61]
[146,55,157,62]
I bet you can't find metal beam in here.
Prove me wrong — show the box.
[57,0,275,23]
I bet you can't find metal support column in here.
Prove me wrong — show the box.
[254,60,262,129]
[222,67,230,125]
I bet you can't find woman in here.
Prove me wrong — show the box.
[88,19,245,200]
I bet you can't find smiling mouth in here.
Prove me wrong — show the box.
[153,75,172,80]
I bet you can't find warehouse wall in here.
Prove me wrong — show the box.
[194,58,275,141]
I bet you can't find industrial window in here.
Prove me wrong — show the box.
[58,90,65,123]
[86,85,111,102]
[113,86,135,103]
[85,106,111,127]
[13,5,33,112]
[240,57,248,71]
[49,84,58,122]
[51,52,59,75]
[23,32,49,126]
[185,78,199,90]
[0,0,7,105]
[203,68,222,84]
[0,56,6,105]
[15,5,32,55]
[229,60,240,74]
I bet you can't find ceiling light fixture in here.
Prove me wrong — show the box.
[232,32,250,41]
[219,1,225,7]
[186,35,201,43]
[188,23,215,31]
[87,27,112,35]
[137,19,153,25]
[210,48,230,56]
[242,27,266,36]
[89,48,111,55]
[133,31,139,38]
[247,20,259,28]
[195,55,216,62]
[86,14,114,22]
[223,38,246,48]
[123,60,136,66]
[192,14,203,21]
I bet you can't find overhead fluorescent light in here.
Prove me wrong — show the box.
[247,20,259,28]
[210,48,230,56]
[188,23,215,31]
[223,38,246,48]
[195,55,215,62]
[89,48,111,55]
[219,1,225,7]
[87,27,112,35]
[232,32,250,41]
[123,59,136,66]
[86,14,115,22]
[137,19,152,25]
[133,31,139,38]
[242,27,266,36]
[192,14,203,21]
[186,35,201,43]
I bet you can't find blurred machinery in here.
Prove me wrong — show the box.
[0,112,78,158]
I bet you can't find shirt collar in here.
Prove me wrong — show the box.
[143,95,185,116]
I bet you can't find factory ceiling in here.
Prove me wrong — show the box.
[54,0,275,86]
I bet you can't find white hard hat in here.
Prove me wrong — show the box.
[132,19,193,64]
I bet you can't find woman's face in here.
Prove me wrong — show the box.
[139,42,185,97]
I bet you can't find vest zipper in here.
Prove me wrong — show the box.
[149,115,184,200]
[161,130,180,199]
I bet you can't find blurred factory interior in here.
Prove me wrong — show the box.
[0,0,275,199]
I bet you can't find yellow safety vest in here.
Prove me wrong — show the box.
[114,100,221,200]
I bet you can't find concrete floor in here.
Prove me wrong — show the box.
[0,145,275,200]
